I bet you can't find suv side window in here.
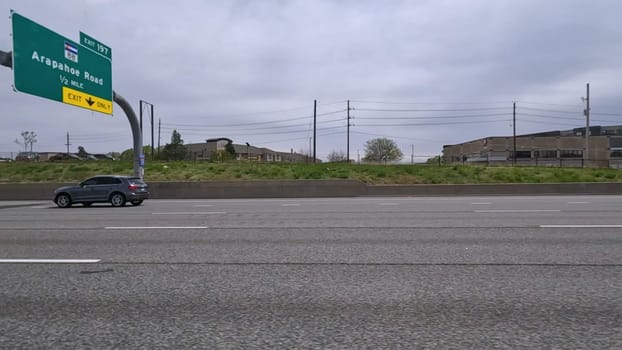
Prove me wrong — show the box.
[99,177,120,185]
[83,178,98,186]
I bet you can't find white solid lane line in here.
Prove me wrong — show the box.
[0,259,101,264]
[281,204,301,207]
[567,201,589,204]
[105,226,208,229]
[475,209,561,213]
[471,202,492,205]
[540,225,622,228]
[152,212,226,215]
[379,203,399,206]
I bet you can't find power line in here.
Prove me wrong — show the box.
[252,130,346,147]
[350,130,454,144]
[591,111,622,117]
[354,119,511,127]
[518,106,581,114]
[161,109,345,129]
[162,125,347,138]
[355,107,509,112]
[519,113,584,121]
[161,118,345,135]
[350,99,511,105]
[516,100,583,108]
[355,112,512,120]
[519,118,581,128]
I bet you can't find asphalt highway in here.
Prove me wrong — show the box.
[1,196,621,348]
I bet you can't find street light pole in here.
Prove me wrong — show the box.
[512,102,516,165]
[139,100,154,159]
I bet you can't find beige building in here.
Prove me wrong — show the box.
[186,138,315,163]
[442,125,622,168]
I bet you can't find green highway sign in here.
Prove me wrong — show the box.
[80,32,111,60]
[11,11,113,114]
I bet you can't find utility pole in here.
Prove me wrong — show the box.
[157,118,161,160]
[584,83,590,168]
[347,100,350,163]
[512,102,516,165]
[411,144,414,165]
[65,132,71,154]
[150,104,155,160]
[313,99,317,163]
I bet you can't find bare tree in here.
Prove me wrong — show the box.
[20,131,37,153]
[327,150,347,162]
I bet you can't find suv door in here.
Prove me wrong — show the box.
[74,177,99,201]
[90,176,119,201]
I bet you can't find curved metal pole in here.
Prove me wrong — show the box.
[113,91,143,178]
[0,50,12,68]
[1,49,143,178]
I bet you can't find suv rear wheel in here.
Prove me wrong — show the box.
[110,193,126,207]
[55,193,72,208]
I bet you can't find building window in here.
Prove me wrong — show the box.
[611,150,622,158]
[610,137,622,148]
[514,151,531,159]
[560,150,583,158]
[534,150,557,158]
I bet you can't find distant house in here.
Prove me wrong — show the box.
[185,138,317,163]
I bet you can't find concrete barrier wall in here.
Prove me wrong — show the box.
[0,180,367,200]
[148,180,367,199]
[366,183,622,196]
[1,180,621,200]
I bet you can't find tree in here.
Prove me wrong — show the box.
[108,152,121,160]
[426,155,443,165]
[327,150,347,162]
[77,146,89,157]
[363,138,403,163]
[19,131,37,152]
[161,129,188,160]
[120,148,134,161]
[225,141,236,158]
[119,146,153,161]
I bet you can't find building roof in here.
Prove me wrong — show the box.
[443,125,622,148]
[206,137,233,143]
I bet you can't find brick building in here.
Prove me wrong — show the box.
[186,138,315,163]
[442,125,622,168]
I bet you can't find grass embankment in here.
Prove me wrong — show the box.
[1,161,622,184]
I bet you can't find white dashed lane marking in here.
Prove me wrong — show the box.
[152,212,226,215]
[0,259,101,264]
[105,226,208,230]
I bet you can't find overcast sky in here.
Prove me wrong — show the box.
[2,0,622,161]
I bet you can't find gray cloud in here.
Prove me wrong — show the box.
[1,0,621,160]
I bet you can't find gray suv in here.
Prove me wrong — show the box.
[54,175,149,208]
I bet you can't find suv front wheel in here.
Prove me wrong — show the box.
[110,193,126,207]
